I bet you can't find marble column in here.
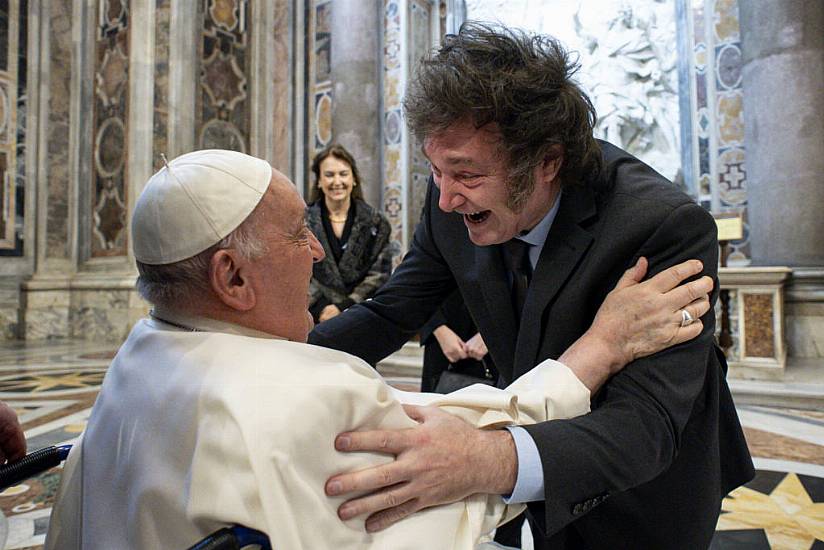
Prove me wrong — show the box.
[329,0,383,209]
[20,0,82,340]
[739,1,824,361]
[21,0,153,342]
[167,0,199,158]
[739,0,824,267]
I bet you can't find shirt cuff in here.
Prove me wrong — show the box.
[502,425,545,503]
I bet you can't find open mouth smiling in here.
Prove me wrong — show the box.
[465,210,490,224]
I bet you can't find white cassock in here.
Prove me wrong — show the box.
[45,314,590,550]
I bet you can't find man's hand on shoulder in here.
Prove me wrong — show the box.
[325,405,516,532]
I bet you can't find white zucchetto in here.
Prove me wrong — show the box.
[132,149,272,265]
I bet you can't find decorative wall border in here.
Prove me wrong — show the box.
[309,0,333,162]
[381,0,406,259]
[152,0,170,172]
[0,0,26,256]
[682,0,749,264]
[90,0,130,258]
[381,0,440,261]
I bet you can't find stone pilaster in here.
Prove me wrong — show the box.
[786,269,824,359]
[739,1,824,363]
[21,0,154,341]
[739,0,824,267]
[330,0,382,208]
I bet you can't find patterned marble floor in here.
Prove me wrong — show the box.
[0,340,821,550]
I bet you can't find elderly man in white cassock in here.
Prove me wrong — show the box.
[44,150,711,550]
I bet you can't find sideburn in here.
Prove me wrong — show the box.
[505,172,536,213]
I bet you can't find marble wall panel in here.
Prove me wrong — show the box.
[20,280,147,341]
[406,0,431,238]
[271,0,290,172]
[91,0,130,258]
[152,0,170,172]
[382,0,404,257]
[0,307,18,340]
[22,288,70,309]
[21,308,70,339]
[71,288,128,309]
[314,1,331,83]
[743,292,775,358]
[684,0,749,263]
[196,0,251,153]
[20,288,71,340]
[0,0,25,255]
[70,289,132,342]
[11,0,28,257]
[786,303,824,359]
[307,0,333,159]
[314,89,332,149]
[45,0,73,259]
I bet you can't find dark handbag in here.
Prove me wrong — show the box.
[434,357,497,393]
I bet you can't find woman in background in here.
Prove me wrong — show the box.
[307,144,395,324]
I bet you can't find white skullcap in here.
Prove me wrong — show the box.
[132,149,272,265]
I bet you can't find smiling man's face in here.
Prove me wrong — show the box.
[424,120,561,246]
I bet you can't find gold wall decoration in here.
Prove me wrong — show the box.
[91,0,130,257]
[196,0,251,154]
[0,0,22,251]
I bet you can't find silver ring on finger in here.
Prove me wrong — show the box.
[680,309,695,327]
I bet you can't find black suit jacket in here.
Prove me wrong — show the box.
[309,142,754,549]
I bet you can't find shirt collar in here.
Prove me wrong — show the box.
[150,305,285,340]
[515,190,562,269]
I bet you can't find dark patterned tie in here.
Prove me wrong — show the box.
[502,239,532,325]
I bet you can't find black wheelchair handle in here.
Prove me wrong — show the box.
[0,444,72,491]
[187,527,240,550]
[187,525,271,550]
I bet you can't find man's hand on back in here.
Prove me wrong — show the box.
[325,405,517,532]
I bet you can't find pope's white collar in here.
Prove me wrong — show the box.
[150,306,285,340]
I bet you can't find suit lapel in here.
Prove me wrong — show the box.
[513,186,598,378]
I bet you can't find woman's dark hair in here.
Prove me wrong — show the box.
[403,22,603,211]
[309,143,365,203]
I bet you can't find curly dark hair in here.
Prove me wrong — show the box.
[309,143,365,203]
[403,22,603,211]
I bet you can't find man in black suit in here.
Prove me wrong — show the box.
[310,23,753,549]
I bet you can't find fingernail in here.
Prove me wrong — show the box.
[327,481,341,495]
[339,505,354,520]
[336,435,350,450]
[365,520,379,533]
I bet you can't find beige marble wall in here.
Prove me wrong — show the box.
[70,286,148,343]
[15,0,305,342]
[787,303,824,359]
[272,0,291,173]
[786,268,824,359]
[0,282,20,339]
[20,284,71,339]
[20,277,149,342]
[44,0,73,260]
[153,0,171,172]
[0,307,18,340]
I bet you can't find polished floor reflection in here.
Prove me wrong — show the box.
[0,340,821,549]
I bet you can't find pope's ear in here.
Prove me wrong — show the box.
[539,145,564,186]
[209,249,256,311]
